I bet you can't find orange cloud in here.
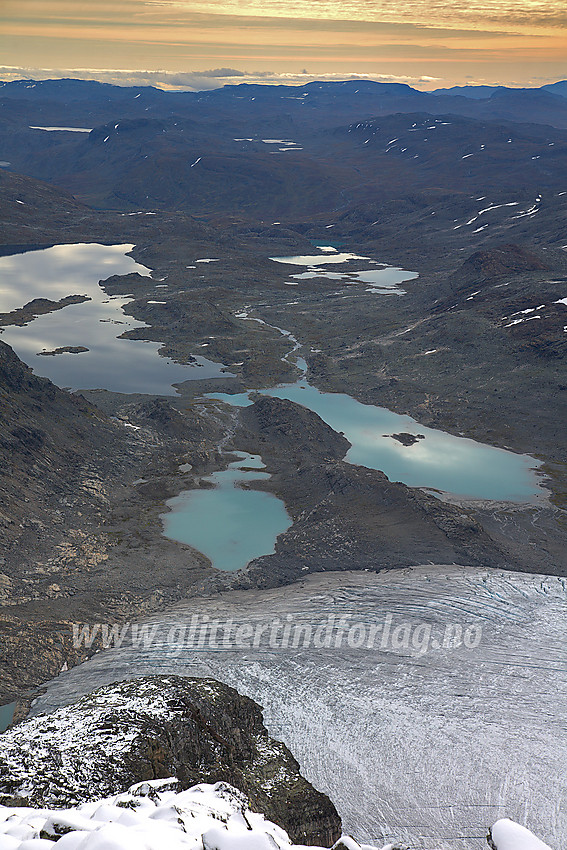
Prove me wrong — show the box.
[1,0,565,86]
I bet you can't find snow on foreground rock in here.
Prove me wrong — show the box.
[488,818,552,850]
[0,779,552,850]
[0,779,385,850]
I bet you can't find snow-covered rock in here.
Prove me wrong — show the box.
[0,677,340,846]
[0,780,297,850]
[488,818,552,850]
[0,775,553,850]
[0,780,390,850]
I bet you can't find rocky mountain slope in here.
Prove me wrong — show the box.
[0,338,228,706]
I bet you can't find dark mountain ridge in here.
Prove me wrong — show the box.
[2,97,566,224]
[3,77,567,129]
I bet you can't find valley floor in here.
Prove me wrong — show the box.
[0,151,566,849]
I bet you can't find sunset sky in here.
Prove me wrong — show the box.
[1,0,566,90]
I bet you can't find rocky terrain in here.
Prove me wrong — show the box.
[0,675,341,845]
[0,336,226,706]
[0,78,566,727]
[227,397,519,586]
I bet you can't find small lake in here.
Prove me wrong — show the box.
[0,243,231,394]
[271,247,419,294]
[0,703,16,733]
[161,453,292,571]
[207,381,545,502]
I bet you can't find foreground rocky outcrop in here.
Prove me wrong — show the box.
[0,778,348,850]
[0,675,341,846]
[0,772,553,850]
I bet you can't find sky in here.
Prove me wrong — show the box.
[0,0,566,90]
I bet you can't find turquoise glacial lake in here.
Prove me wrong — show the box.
[161,454,292,571]
[207,381,545,503]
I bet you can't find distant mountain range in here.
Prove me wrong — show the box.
[1,77,567,217]
[1,77,567,127]
[433,81,567,99]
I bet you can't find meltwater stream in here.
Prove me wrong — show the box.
[30,567,567,850]
[206,297,544,503]
[205,249,544,504]
[165,268,544,569]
